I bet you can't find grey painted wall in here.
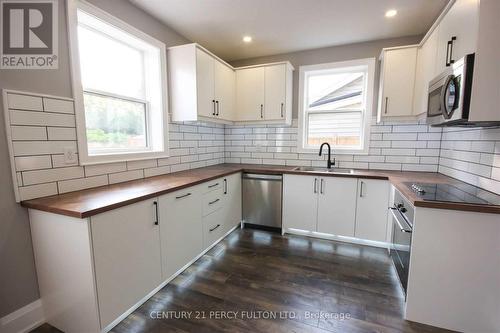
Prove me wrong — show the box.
[0,0,189,317]
[230,35,422,118]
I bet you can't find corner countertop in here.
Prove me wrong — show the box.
[21,163,500,218]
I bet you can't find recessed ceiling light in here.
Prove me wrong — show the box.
[385,9,397,18]
[243,36,252,43]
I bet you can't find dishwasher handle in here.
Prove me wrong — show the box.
[242,173,282,181]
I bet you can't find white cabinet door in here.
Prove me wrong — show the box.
[264,64,286,120]
[283,174,319,231]
[317,177,357,237]
[91,199,162,328]
[435,0,479,74]
[413,28,438,116]
[222,173,242,233]
[214,60,235,120]
[196,48,215,118]
[379,47,417,117]
[158,186,203,280]
[236,67,265,121]
[355,179,390,242]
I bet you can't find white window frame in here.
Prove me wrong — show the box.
[67,0,169,165]
[297,58,375,155]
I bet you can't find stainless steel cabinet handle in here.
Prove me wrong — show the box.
[280,103,284,118]
[209,198,220,205]
[212,100,216,115]
[209,224,221,232]
[223,179,227,194]
[175,193,191,199]
[320,179,324,194]
[216,100,219,116]
[153,201,159,225]
[260,104,263,118]
[313,178,318,193]
[359,181,364,197]
[208,182,219,188]
[384,97,388,114]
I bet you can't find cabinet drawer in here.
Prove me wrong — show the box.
[202,208,226,248]
[202,187,224,216]
[203,178,222,193]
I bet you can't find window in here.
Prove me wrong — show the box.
[67,0,168,164]
[298,59,375,154]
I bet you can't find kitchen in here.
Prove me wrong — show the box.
[0,0,499,333]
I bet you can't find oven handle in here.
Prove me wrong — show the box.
[389,207,412,233]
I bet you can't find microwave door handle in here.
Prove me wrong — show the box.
[445,40,452,67]
[449,36,456,65]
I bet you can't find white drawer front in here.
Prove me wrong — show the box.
[203,178,222,193]
[202,208,225,248]
[202,187,224,216]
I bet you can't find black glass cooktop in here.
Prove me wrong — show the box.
[405,182,500,206]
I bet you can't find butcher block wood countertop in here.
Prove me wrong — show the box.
[21,163,500,218]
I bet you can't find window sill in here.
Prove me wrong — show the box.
[79,150,170,166]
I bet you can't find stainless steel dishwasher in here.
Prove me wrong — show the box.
[242,173,282,231]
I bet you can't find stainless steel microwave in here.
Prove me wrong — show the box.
[427,54,475,126]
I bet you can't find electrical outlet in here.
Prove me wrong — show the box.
[63,147,78,164]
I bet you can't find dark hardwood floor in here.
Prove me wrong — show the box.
[32,229,455,333]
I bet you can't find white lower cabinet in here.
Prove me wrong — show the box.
[221,173,242,233]
[158,186,203,280]
[283,174,389,244]
[354,179,390,242]
[29,173,243,333]
[317,177,358,237]
[282,174,318,231]
[91,199,162,328]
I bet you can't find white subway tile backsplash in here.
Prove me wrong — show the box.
[10,110,75,127]
[47,127,77,140]
[19,183,58,200]
[42,98,74,114]
[85,162,126,177]
[15,156,52,171]
[7,94,43,111]
[108,169,144,184]
[13,141,77,156]
[22,166,84,186]
[11,126,47,141]
[58,175,108,194]
[51,154,79,168]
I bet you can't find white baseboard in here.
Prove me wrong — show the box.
[0,299,45,333]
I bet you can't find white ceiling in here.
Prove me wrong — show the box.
[130,0,448,61]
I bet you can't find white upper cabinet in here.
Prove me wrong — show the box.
[235,62,294,124]
[377,46,418,121]
[169,43,293,124]
[469,0,500,122]
[264,64,289,120]
[434,0,479,75]
[168,44,235,122]
[354,179,390,242]
[317,177,358,237]
[196,48,216,118]
[413,28,439,116]
[214,59,236,120]
[235,66,265,121]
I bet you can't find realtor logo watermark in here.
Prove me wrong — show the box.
[1,0,58,69]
